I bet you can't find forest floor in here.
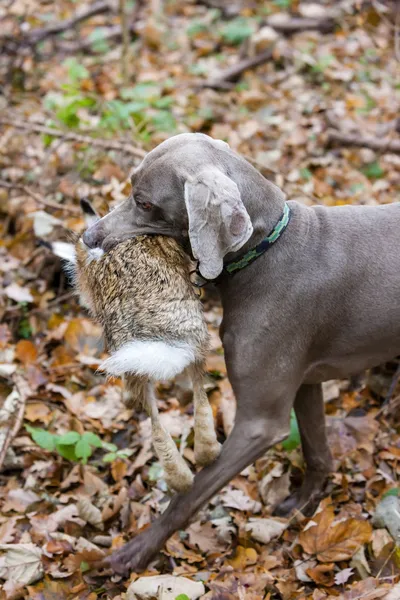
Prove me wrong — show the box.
[0,1,400,598]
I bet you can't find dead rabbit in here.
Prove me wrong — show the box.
[52,200,220,492]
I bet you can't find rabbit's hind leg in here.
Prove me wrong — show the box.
[191,364,221,467]
[145,383,194,493]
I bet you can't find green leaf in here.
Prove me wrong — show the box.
[151,110,176,132]
[362,161,384,179]
[63,57,89,82]
[312,54,335,73]
[88,28,110,53]
[273,0,292,7]
[175,595,190,600]
[55,442,78,461]
[102,442,118,452]
[82,432,103,448]
[281,410,301,451]
[74,438,92,463]
[26,426,56,451]
[220,17,254,45]
[187,21,208,38]
[56,431,81,445]
[383,487,400,498]
[18,317,32,339]
[120,82,161,101]
[80,561,90,572]
[102,452,117,463]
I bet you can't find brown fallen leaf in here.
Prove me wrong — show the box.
[165,534,204,564]
[186,520,227,554]
[77,497,103,530]
[306,562,335,586]
[298,505,372,562]
[15,340,37,364]
[226,546,258,570]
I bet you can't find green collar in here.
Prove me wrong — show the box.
[224,202,291,276]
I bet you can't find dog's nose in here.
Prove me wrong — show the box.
[82,224,103,249]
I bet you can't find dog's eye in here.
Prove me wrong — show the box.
[136,200,153,211]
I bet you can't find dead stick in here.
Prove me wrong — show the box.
[202,48,273,90]
[266,16,336,35]
[327,130,400,154]
[56,21,136,54]
[23,1,111,45]
[0,179,80,214]
[0,117,146,159]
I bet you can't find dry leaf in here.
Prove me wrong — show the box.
[227,546,258,570]
[220,489,261,513]
[186,520,226,554]
[298,506,372,562]
[165,534,204,564]
[334,567,354,585]
[127,575,205,600]
[77,497,104,530]
[306,563,335,586]
[4,283,33,303]
[245,518,287,544]
[0,543,43,586]
[15,340,37,364]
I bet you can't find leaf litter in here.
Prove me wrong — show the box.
[0,0,400,598]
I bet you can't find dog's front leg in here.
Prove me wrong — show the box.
[106,380,294,575]
[275,383,333,516]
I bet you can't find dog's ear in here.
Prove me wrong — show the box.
[184,167,253,280]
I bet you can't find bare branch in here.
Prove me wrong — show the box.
[201,48,273,90]
[0,117,146,159]
[266,16,336,35]
[0,179,80,214]
[20,1,111,45]
[327,130,400,154]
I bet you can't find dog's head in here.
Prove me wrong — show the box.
[83,133,274,280]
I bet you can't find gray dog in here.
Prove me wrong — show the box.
[83,133,400,574]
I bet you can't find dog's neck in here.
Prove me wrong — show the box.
[225,160,287,261]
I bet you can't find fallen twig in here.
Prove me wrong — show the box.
[0,117,146,159]
[56,21,137,54]
[327,130,400,154]
[0,179,80,214]
[266,15,336,35]
[200,13,337,90]
[201,48,274,90]
[10,1,112,47]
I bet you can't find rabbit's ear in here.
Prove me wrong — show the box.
[80,198,100,227]
[184,166,253,280]
[50,241,76,263]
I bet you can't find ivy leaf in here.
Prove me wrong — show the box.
[26,426,56,452]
